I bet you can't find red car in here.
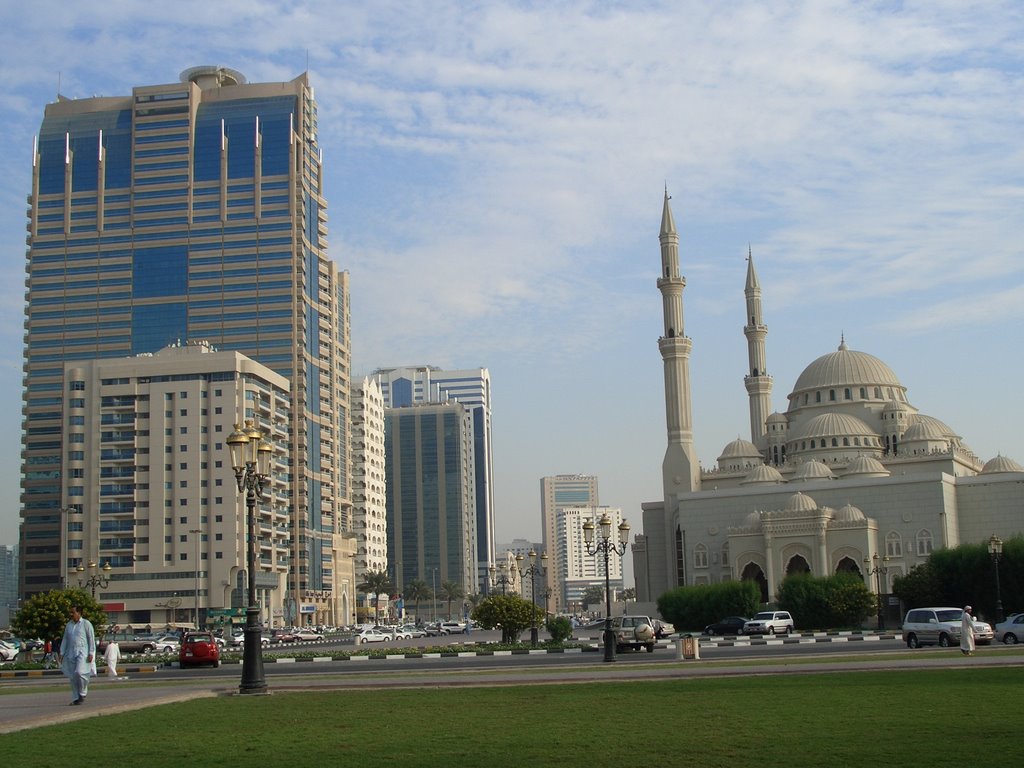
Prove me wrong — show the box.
[179,631,221,668]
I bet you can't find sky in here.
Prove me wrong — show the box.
[1,1,1023,568]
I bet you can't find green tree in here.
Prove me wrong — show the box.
[472,594,544,643]
[776,573,874,629]
[12,588,107,647]
[439,580,465,620]
[657,581,761,631]
[545,615,573,643]
[404,579,432,624]
[357,570,393,625]
[580,586,605,611]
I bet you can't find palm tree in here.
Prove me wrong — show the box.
[357,569,393,625]
[439,580,465,620]
[404,579,432,624]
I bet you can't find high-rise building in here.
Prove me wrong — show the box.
[20,67,354,622]
[373,366,494,585]
[351,377,388,578]
[0,545,17,626]
[539,474,599,612]
[385,402,477,598]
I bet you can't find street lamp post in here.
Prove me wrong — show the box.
[189,528,201,629]
[514,550,548,646]
[988,534,1004,624]
[489,561,514,595]
[583,513,630,663]
[863,552,890,630]
[77,560,111,598]
[227,421,272,695]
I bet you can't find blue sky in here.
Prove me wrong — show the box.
[1,1,1023,562]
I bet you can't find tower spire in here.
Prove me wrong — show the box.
[658,190,700,496]
[743,247,772,446]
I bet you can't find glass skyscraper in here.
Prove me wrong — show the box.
[20,67,352,615]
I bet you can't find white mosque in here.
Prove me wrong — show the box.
[633,192,1024,606]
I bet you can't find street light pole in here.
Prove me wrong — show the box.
[189,529,201,629]
[227,421,272,695]
[489,560,514,595]
[988,534,1004,624]
[863,553,890,630]
[514,550,547,647]
[77,560,111,598]
[583,513,630,663]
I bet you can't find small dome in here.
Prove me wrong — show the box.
[792,342,904,392]
[791,412,877,442]
[740,464,787,485]
[785,492,818,512]
[843,455,891,477]
[766,412,788,424]
[908,414,958,440]
[981,455,1024,474]
[718,438,762,461]
[790,460,837,481]
[902,420,947,442]
[834,503,866,522]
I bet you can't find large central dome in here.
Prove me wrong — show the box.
[792,340,903,392]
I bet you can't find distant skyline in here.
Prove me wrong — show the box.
[2,2,1023,556]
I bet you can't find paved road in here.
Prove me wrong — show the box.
[3,643,1021,735]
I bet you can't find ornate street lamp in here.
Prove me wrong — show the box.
[77,560,111,598]
[863,552,890,630]
[227,420,273,695]
[988,534,1004,624]
[583,513,630,663]
[514,549,548,646]
[489,560,514,595]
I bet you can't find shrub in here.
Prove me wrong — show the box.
[546,616,573,643]
[656,581,761,631]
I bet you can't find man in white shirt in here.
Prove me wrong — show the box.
[58,604,96,705]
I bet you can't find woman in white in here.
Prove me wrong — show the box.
[104,639,121,679]
[960,605,975,656]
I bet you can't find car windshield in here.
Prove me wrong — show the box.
[190,634,213,643]
[752,612,774,620]
[937,610,964,622]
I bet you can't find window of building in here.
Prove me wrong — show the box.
[721,542,729,566]
[70,381,85,391]
[844,388,852,400]
[916,529,933,556]
[886,532,903,557]
[694,544,709,569]
[815,392,821,403]
[829,389,836,401]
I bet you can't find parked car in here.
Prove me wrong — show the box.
[423,622,448,636]
[440,621,467,634]
[743,611,794,635]
[354,628,390,644]
[271,629,299,644]
[609,615,656,653]
[152,634,181,654]
[0,640,18,662]
[179,632,221,668]
[703,616,749,635]
[995,613,1024,645]
[652,619,675,638]
[400,625,427,638]
[902,607,994,648]
[293,629,325,642]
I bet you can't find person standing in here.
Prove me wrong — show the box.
[104,639,121,679]
[960,605,976,656]
[58,604,96,705]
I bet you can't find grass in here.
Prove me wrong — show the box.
[4,667,1022,766]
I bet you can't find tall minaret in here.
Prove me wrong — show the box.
[658,190,701,496]
[743,247,773,444]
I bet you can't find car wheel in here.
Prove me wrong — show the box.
[768,626,776,635]
[1003,633,1017,645]
[906,634,920,649]
[646,643,655,653]
[938,633,951,647]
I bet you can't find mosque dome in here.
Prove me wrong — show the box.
[791,412,876,442]
[833,503,866,522]
[785,492,818,512]
[718,438,762,461]
[790,460,837,482]
[792,341,904,393]
[981,455,1024,474]
[907,414,958,440]
[766,412,788,424]
[843,455,891,477]
[740,464,786,485]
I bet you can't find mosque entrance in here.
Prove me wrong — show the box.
[740,562,769,603]
[834,556,863,578]
[785,554,811,576]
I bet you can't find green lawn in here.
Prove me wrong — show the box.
[6,668,1021,767]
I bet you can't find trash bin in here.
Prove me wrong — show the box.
[676,634,701,660]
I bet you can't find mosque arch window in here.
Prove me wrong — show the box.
[886,532,903,557]
[801,441,807,450]
[803,394,808,405]
[915,529,933,556]
[721,542,729,566]
[810,440,816,449]
[843,437,849,446]
[831,438,838,447]
[875,387,882,398]
[694,544,709,569]
[829,389,836,401]
[860,387,867,399]
[844,388,852,400]
[854,438,861,446]
[815,392,821,403]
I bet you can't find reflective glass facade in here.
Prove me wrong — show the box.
[20,69,351,605]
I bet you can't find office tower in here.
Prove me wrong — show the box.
[61,341,294,628]
[351,377,388,577]
[0,545,17,626]
[385,402,477,598]
[559,506,625,613]
[373,366,494,586]
[539,474,599,612]
[20,67,353,622]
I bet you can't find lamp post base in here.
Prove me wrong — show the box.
[530,626,539,647]
[602,622,616,663]
[239,606,268,695]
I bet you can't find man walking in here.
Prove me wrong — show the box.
[59,604,96,705]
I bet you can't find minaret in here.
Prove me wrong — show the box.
[658,190,701,496]
[743,247,773,444]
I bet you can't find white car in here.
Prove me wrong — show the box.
[743,611,795,635]
[0,640,18,662]
[151,635,180,654]
[354,628,390,644]
[994,613,1024,645]
[294,629,325,641]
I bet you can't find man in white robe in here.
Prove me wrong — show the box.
[960,605,975,656]
[104,639,121,679]
[59,604,96,705]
